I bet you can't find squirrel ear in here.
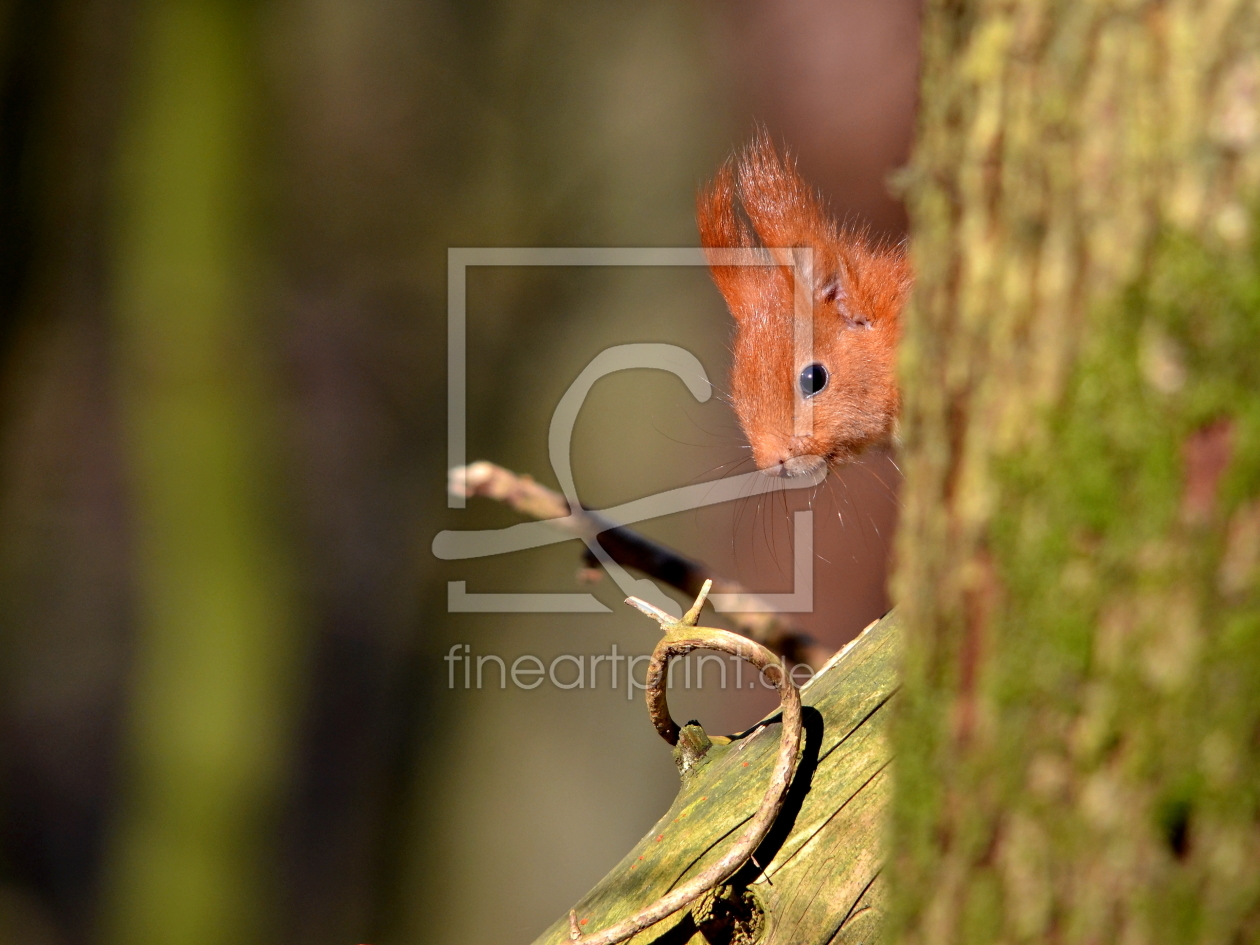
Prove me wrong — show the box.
[736,134,832,251]
[820,276,872,330]
[698,159,765,323]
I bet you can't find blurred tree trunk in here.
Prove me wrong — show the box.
[98,3,300,945]
[0,0,137,941]
[893,2,1260,943]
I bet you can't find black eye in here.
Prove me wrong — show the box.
[799,363,829,397]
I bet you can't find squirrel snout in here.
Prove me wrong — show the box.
[759,451,827,478]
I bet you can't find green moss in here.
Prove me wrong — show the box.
[896,214,1260,942]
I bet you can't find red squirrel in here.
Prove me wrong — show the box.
[698,136,910,477]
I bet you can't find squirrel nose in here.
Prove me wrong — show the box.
[756,444,791,475]
[761,458,789,478]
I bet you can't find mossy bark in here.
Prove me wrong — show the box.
[892,2,1260,943]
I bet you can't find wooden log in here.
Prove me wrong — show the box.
[531,610,900,945]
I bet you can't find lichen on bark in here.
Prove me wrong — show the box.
[892,1,1260,943]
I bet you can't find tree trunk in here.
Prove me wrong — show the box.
[892,2,1260,943]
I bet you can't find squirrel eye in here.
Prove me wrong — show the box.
[799,363,829,398]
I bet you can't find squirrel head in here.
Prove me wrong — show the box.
[698,135,910,475]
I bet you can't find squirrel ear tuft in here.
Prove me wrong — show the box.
[735,133,833,250]
[698,134,834,324]
[698,159,750,312]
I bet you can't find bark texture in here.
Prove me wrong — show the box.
[893,2,1260,943]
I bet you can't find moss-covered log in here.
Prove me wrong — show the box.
[892,1,1260,943]
[530,612,899,945]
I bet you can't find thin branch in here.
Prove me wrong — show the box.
[450,461,832,668]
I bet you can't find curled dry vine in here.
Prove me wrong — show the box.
[566,580,803,945]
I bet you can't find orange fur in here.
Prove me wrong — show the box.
[698,135,910,475]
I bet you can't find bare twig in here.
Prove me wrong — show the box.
[567,581,804,944]
[450,461,832,668]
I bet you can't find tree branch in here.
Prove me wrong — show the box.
[449,461,833,669]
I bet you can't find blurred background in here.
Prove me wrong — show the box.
[0,1,918,943]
